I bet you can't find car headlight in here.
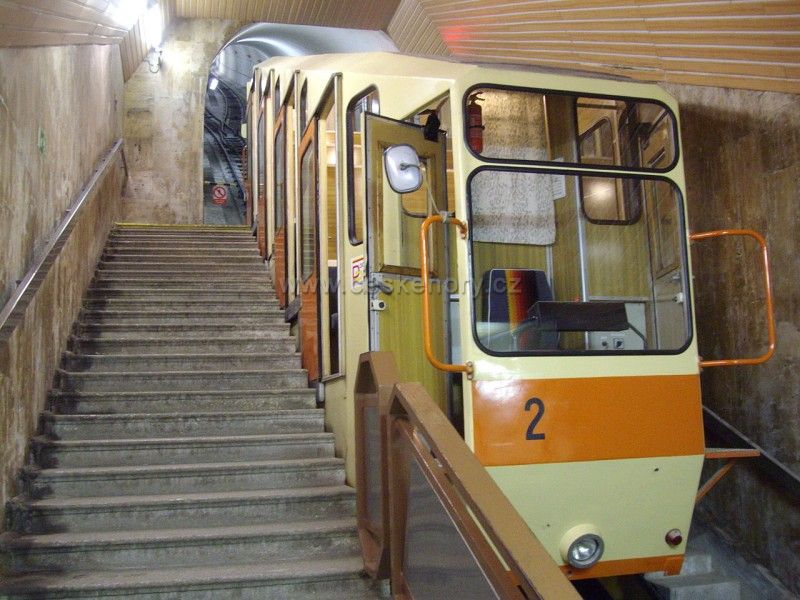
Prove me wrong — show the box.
[560,525,604,569]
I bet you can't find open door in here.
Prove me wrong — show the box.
[255,96,267,256]
[364,113,450,408]
[273,106,288,307]
[298,117,320,382]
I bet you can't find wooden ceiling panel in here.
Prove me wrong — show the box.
[389,0,800,94]
[171,0,401,30]
[0,0,139,47]
[2,0,797,94]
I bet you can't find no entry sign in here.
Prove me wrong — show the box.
[211,184,228,206]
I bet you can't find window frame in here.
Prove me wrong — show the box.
[273,105,287,246]
[347,85,380,246]
[461,83,680,174]
[298,118,318,284]
[465,165,693,358]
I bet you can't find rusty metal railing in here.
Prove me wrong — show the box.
[690,228,776,368]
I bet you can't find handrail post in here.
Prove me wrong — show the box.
[689,229,776,367]
[419,214,474,377]
[353,352,400,579]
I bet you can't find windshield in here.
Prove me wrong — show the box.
[469,169,690,355]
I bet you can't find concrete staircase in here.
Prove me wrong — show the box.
[0,225,378,599]
[644,551,741,600]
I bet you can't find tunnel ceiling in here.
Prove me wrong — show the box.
[173,0,402,30]
[389,0,800,94]
[2,0,798,94]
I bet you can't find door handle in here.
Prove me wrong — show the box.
[369,276,393,295]
[420,215,474,377]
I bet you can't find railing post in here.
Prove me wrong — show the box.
[353,352,400,579]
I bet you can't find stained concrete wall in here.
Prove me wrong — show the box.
[0,45,122,308]
[0,44,124,518]
[122,19,240,224]
[665,83,800,594]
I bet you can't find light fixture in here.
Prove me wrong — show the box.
[147,47,162,73]
[110,0,147,29]
[560,525,605,570]
[143,1,163,50]
[208,76,219,91]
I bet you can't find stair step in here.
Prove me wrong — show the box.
[94,271,270,282]
[101,253,263,264]
[98,262,268,273]
[63,352,300,372]
[79,311,284,326]
[0,556,374,599]
[110,232,254,241]
[9,486,356,534]
[33,432,334,467]
[58,368,307,393]
[678,553,714,576]
[83,299,281,312]
[644,572,741,600]
[22,457,345,498]
[86,289,276,301]
[3,519,359,572]
[106,243,258,253]
[74,323,289,339]
[41,409,323,439]
[90,279,271,291]
[50,388,316,414]
[114,225,250,233]
[69,335,296,355]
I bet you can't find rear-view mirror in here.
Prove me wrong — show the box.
[384,144,422,194]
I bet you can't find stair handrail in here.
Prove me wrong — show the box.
[354,351,579,599]
[0,139,127,345]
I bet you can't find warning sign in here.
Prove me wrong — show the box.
[211,184,228,206]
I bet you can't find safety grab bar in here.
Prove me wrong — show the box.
[420,214,474,377]
[0,139,126,345]
[689,229,776,368]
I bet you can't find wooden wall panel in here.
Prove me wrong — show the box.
[388,0,800,94]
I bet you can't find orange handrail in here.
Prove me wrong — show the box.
[420,214,473,376]
[689,229,776,368]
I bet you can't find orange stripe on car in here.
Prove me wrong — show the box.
[472,375,704,466]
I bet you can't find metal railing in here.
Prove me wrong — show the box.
[0,139,127,344]
[419,215,473,377]
[354,352,579,600]
[689,228,776,367]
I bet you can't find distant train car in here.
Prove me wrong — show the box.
[244,52,772,580]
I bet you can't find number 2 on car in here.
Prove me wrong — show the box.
[525,397,546,440]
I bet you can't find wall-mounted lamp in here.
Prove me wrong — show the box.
[147,47,162,73]
[144,0,163,73]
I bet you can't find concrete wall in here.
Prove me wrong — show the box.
[122,19,240,224]
[0,44,124,518]
[665,83,799,594]
[0,45,122,308]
